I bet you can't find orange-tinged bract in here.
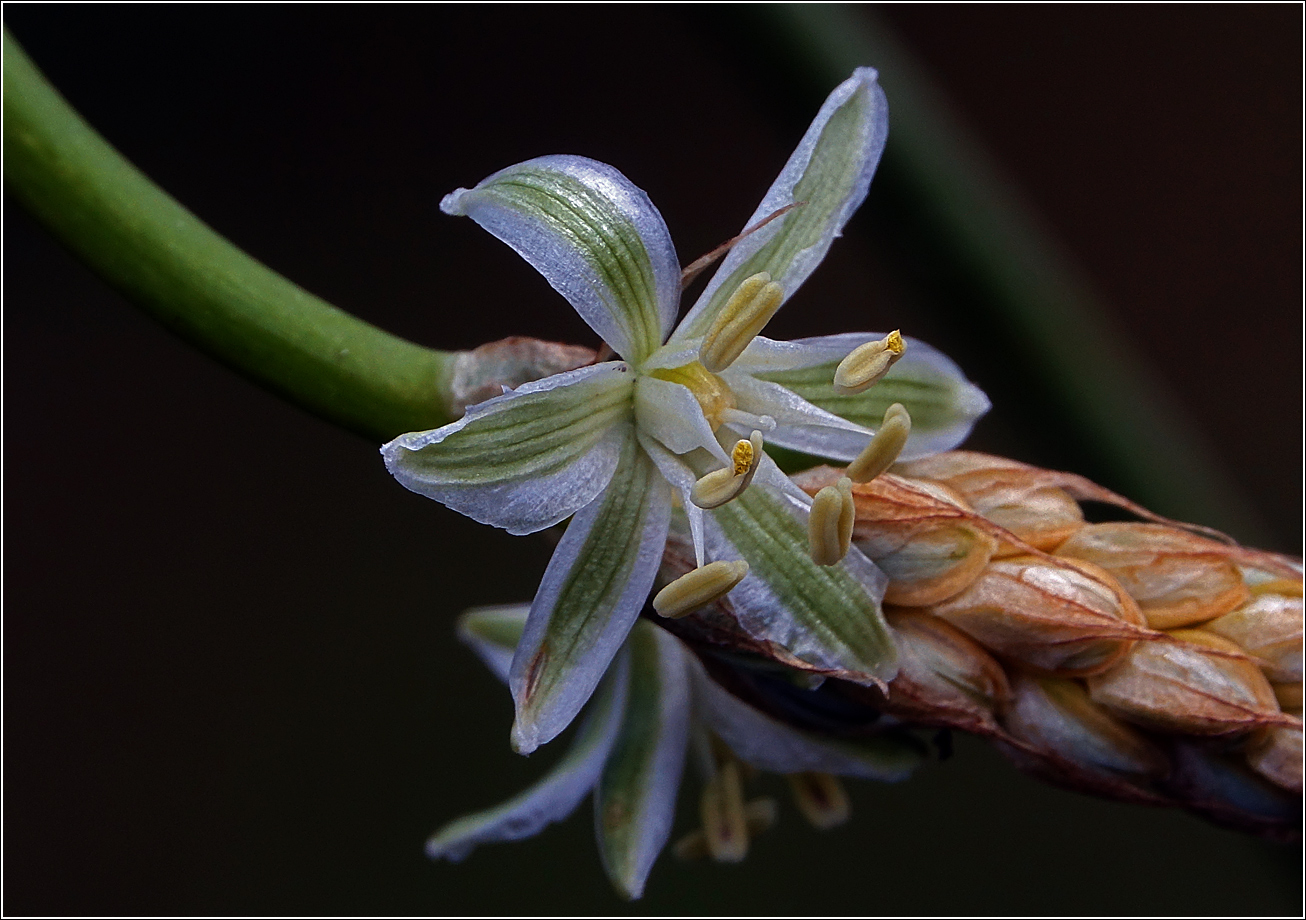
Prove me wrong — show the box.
[1055,523,1251,629]
[1086,631,1286,736]
[928,555,1150,677]
[1204,593,1304,683]
[894,451,1086,553]
[879,607,1011,736]
[689,452,1302,842]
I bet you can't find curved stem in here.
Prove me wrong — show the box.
[3,29,457,442]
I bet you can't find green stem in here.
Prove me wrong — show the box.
[3,28,456,442]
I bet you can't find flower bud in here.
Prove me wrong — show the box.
[1003,673,1169,784]
[928,555,1150,676]
[880,607,1010,735]
[1203,593,1304,683]
[1244,724,1303,795]
[1271,681,1302,715]
[874,525,999,607]
[1087,630,1286,736]
[893,451,1084,553]
[1166,741,1300,837]
[1055,523,1251,629]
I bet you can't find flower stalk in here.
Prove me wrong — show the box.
[3,29,458,442]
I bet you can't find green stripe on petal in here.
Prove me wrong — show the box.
[751,335,990,461]
[425,650,630,863]
[675,69,888,341]
[510,431,672,753]
[381,362,634,535]
[706,478,898,684]
[443,155,680,364]
[595,622,691,900]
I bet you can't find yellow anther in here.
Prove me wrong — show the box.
[691,431,764,509]
[699,272,785,373]
[652,560,750,618]
[808,476,856,566]
[671,797,777,861]
[846,403,911,484]
[833,330,906,395]
[786,772,851,830]
[701,759,748,862]
[649,362,735,430]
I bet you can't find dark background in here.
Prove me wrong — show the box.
[5,4,1301,915]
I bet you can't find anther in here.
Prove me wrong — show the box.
[691,431,764,509]
[652,560,750,618]
[699,272,785,373]
[846,403,911,483]
[786,772,851,830]
[833,330,905,395]
[701,760,749,862]
[672,798,777,861]
[808,476,855,566]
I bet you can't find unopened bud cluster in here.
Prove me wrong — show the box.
[683,451,1302,840]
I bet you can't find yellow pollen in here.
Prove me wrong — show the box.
[732,439,754,476]
[650,361,735,430]
[886,329,904,355]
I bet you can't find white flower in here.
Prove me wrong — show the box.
[382,68,988,754]
[426,605,923,900]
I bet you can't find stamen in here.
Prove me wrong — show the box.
[652,560,750,618]
[786,772,851,830]
[833,330,905,395]
[699,272,785,373]
[691,431,764,509]
[846,403,911,484]
[808,476,855,566]
[701,760,748,862]
[720,408,777,432]
[672,798,778,861]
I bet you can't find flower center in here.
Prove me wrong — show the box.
[649,361,736,430]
